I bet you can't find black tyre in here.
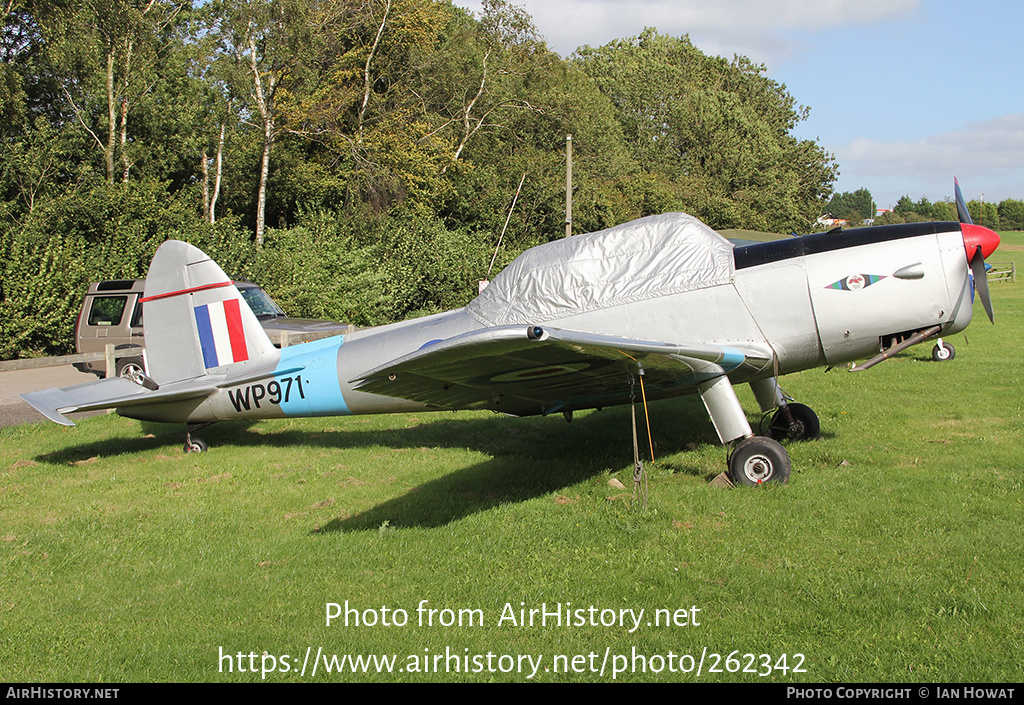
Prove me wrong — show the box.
[932,342,955,361]
[767,403,820,442]
[116,356,146,381]
[728,436,791,486]
[184,438,208,453]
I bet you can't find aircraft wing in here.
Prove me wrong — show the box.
[352,326,771,416]
[20,377,216,426]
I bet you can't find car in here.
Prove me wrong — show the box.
[73,279,352,378]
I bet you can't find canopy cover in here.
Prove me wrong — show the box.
[466,212,736,327]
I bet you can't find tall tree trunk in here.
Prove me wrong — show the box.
[201,151,210,221]
[119,95,130,182]
[357,0,390,144]
[119,34,135,183]
[248,35,276,245]
[209,120,226,224]
[105,52,116,184]
[256,123,271,244]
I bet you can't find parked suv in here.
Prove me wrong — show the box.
[74,279,351,378]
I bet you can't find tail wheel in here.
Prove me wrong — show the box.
[116,356,146,382]
[184,438,208,453]
[728,437,791,486]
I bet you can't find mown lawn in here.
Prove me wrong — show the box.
[1,234,1021,682]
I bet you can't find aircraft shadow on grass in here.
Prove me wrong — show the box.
[32,397,786,530]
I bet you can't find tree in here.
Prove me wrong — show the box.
[826,188,874,222]
[931,200,956,221]
[997,198,1024,230]
[209,0,356,243]
[967,199,998,228]
[39,0,189,184]
[573,29,836,231]
[0,0,30,134]
[893,195,916,217]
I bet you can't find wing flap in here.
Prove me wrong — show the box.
[352,326,770,415]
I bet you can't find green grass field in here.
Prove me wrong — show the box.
[2,234,1022,682]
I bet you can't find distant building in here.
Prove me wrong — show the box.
[816,214,848,228]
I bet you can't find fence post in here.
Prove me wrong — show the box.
[105,344,116,378]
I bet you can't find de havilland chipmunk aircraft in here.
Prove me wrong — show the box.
[22,182,999,486]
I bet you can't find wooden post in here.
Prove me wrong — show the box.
[565,134,572,237]
[105,343,116,378]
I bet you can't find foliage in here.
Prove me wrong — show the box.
[826,188,874,222]
[0,179,252,358]
[997,198,1024,230]
[1,1,846,359]
[876,195,959,226]
[246,207,489,326]
[0,230,88,358]
[966,199,999,228]
[573,29,837,232]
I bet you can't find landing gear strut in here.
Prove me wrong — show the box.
[184,423,213,453]
[750,377,820,442]
[768,402,820,442]
[698,374,792,485]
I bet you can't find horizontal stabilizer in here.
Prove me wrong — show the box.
[21,377,215,426]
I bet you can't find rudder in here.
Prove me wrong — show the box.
[140,241,277,384]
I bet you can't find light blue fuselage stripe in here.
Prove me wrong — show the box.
[276,337,350,416]
[193,305,218,368]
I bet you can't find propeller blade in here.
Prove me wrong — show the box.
[955,177,973,225]
[956,181,997,323]
[970,245,995,323]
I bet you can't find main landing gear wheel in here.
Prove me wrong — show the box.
[184,438,208,453]
[728,436,791,486]
[932,342,956,361]
[767,403,820,442]
[184,423,213,454]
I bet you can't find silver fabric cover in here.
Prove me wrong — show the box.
[466,213,736,326]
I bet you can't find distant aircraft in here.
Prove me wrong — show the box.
[22,181,999,486]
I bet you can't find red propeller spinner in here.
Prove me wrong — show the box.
[961,222,1000,262]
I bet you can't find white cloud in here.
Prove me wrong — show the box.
[832,114,1024,203]
[455,0,919,59]
[836,114,1024,176]
[587,0,918,32]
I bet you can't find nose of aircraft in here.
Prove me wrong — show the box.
[961,222,1000,261]
[960,222,999,324]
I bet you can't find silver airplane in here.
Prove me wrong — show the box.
[21,182,1000,486]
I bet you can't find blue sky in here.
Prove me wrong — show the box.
[453,0,1024,209]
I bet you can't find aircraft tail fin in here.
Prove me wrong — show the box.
[140,241,278,384]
